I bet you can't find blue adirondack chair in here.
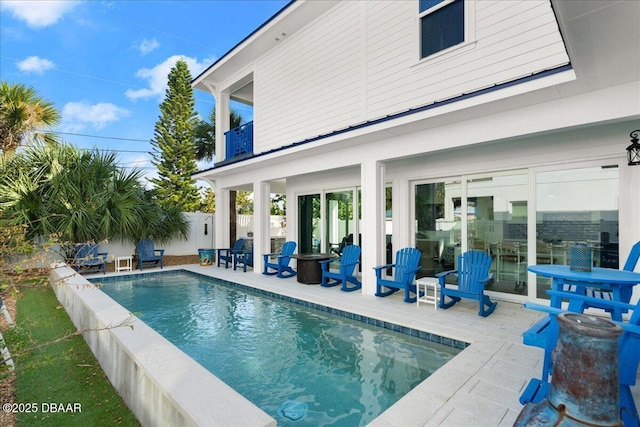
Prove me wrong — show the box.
[373,247,422,303]
[233,240,254,272]
[580,240,640,313]
[520,292,640,427]
[217,238,245,269]
[319,245,361,292]
[522,241,640,393]
[73,243,107,274]
[436,250,497,317]
[263,241,297,278]
[136,239,164,270]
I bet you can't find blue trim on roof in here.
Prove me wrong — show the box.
[191,0,297,85]
[195,63,573,173]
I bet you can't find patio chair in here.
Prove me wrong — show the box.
[73,243,107,274]
[217,238,245,269]
[373,247,422,303]
[436,250,497,317]
[524,241,640,376]
[233,240,254,272]
[263,241,297,278]
[520,292,640,427]
[581,240,640,312]
[136,239,164,270]
[320,244,361,292]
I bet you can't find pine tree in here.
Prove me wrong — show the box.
[149,60,200,212]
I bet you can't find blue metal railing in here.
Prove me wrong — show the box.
[224,121,253,160]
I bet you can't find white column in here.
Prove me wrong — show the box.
[215,186,230,250]
[361,160,385,296]
[253,180,271,275]
[216,91,230,161]
[620,162,640,302]
[392,177,411,251]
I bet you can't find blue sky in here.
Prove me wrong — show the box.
[0,0,290,185]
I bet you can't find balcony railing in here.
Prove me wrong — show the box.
[224,121,253,161]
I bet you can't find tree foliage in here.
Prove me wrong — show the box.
[194,106,243,163]
[0,81,60,155]
[149,60,200,212]
[0,142,189,248]
[200,188,215,213]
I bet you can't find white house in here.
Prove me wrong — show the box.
[193,0,640,305]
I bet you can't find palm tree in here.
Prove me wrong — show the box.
[194,107,242,162]
[0,81,60,155]
[0,142,189,250]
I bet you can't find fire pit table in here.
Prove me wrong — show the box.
[291,253,337,284]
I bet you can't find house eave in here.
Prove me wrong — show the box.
[192,0,338,92]
[193,63,575,178]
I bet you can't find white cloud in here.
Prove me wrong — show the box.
[0,1,80,28]
[125,55,208,101]
[62,101,130,130]
[17,56,55,75]
[138,38,160,55]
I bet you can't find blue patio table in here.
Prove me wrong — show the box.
[528,264,640,321]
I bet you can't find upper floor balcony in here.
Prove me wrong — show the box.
[224,121,253,163]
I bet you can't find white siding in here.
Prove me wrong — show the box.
[252,0,569,153]
[255,1,364,153]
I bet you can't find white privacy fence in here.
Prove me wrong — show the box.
[18,212,286,267]
[99,213,286,258]
[99,212,215,258]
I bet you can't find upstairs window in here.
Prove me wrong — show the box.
[419,0,465,59]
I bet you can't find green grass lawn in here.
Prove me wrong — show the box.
[5,285,139,426]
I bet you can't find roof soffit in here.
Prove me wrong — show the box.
[193,1,338,92]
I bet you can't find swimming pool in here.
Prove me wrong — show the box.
[95,270,464,426]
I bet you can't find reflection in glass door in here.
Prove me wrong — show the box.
[326,190,355,255]
[298,194,320,254]
[467,174,528,296]
[535,166,619,299]
[414,180,460,278]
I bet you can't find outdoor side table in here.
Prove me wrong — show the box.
[116,256,133,272]
[416,278,439,309]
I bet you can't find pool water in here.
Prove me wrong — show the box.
[98,271,461,426]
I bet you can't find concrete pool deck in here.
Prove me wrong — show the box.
[78,263,639,427]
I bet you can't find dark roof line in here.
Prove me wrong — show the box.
[191,0,297,85]
[197,63,573,174]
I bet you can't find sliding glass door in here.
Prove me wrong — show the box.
[326,190,356,255]
[535,166,619,298]
[413,164,619,300]
[298,194,320,254]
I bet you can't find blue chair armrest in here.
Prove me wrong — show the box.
[373,264,394,279]
[435,269,457,278]
[622,323,640,335]
[524,302,565,316]
[154,249,165,256]
[97,252,108,260]
[372,263,394,272]
[318,259,332,267]
[435,269,457,286]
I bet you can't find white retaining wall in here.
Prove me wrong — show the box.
[49,264,275,427]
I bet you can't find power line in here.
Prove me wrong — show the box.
[43,130,151,143]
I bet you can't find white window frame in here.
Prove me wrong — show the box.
[415,0,476,66]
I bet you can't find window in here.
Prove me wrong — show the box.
[419,0,464,59]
